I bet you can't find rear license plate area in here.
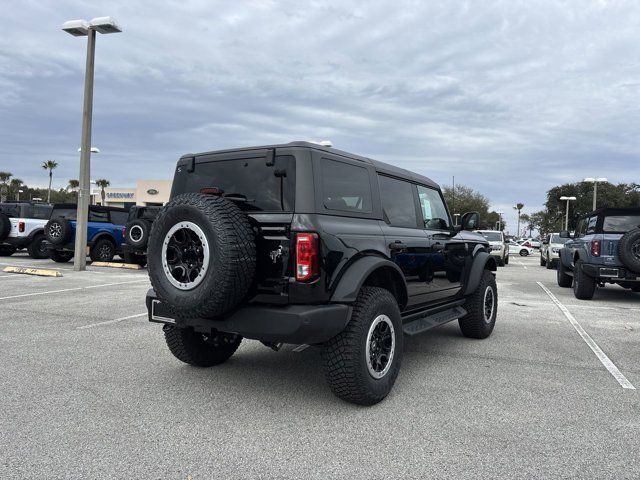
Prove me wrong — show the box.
[150,299,176,324]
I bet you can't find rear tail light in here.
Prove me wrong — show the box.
[295,233,319,282]
[591,240,601,257]
[18,221,25,233]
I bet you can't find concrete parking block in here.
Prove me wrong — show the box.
[90,261,143,270]
[2,266,63,277]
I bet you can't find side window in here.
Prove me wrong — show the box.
[110,211,129,225]
[32,206,52,220]
[378,175,418,228]
[416,185,450,230]
[586,216,597,235]
[89,210,108,222]
[575,219,585,237]
[322,159,372,213]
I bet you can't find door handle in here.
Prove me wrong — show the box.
[389,241,407,251]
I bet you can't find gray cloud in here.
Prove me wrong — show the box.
[1,0,639,232]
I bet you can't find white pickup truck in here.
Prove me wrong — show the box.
[0,202,53,258]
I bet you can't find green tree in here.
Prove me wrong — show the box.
[9,178,24,200]
[442,184,506,230]
[95,179,110,205]
[41,160,58,203]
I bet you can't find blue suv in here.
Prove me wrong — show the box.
[557,207,640,299]
[43,204,129,263]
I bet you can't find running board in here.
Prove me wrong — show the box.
[403,306,467,336]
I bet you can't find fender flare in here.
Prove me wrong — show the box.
[559,247,572,268]
[27,228,45,242]
[330,256,408,308]
[462,252,497,295]
[90,232,117,249]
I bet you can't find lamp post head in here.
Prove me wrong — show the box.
[89,17,122,34]
[560,196,577,201]
[78,147,100,153]
[596,177,608,183]
[62,19,89,36]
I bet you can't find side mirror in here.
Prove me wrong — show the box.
[460,211,480,231]
[559,230,571,239]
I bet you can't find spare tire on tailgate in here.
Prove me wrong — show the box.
[0,213,11,240]
[618,227,640,274]
[147,193,256,319]
[45,217,72,245]
[125,218,151,248]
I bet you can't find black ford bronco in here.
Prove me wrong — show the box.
[146,142,498,405]
[122,205,162,266]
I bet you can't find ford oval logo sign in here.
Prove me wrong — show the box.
[147,188,159,195]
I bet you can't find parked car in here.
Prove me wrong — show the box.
[540,232,570,269]
[519,237,541,249]
[122,205,162,266]
[475,230,508,266]
[43,204,129,263]
[509,240,534,256]
[0,201,53,258]
[145,141,498,405]
[557,207,640,299]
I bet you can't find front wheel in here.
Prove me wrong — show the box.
[322,287,403,406]
[163,325,242,367]
[504,254,509,265]
[557,259,572,287]
[459,270,497,339]
[520,249,529,257]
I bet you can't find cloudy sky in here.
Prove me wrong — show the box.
[1,0,639,231]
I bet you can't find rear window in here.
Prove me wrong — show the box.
[322,159,372,213]
[603,215,640,232]
[110,211,129,225]
[0,204,20,217]
[174,155,295,212]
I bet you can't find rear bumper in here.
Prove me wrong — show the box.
[582,263,639,281]
[146,289,351,344]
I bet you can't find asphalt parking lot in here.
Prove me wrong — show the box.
[0,252,638,479]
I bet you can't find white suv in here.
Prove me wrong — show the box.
[0,202,53,258]
[475,230,508,266]
[540,232,570,269]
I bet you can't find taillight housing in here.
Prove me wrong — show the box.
[591,240,601,257]
[19,221,25,233]
[295,232,319,282]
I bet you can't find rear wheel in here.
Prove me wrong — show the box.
[520,249,529,257]
[27,234,48,259]
[322,287,403,406]
[50,250,73,263]
[459,270,497,339]
[573,260,596,300]
[163,325,242,367]
[90,238,115,262]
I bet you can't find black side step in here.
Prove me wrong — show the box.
[403,306,467,336]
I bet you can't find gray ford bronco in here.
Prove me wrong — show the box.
[145,142,498,405]
[558,207,640,299]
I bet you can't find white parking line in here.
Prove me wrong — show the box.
[77,313,147,330]
[537,282,635,390]
[0,279,149,301]
[292,344,309,352]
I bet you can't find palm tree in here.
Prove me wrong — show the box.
[95,179,110,205]
[42,160,58,203]
[9,178,23,200]
[513,203,524,237]
[0,172,11,202]
[67,179,80,202]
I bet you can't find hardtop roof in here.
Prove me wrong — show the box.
[579,207,640,219]
[181,141,440,189]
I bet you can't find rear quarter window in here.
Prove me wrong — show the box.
[110,211,129,225]
[321,159,372,214]
[603,215,640,232]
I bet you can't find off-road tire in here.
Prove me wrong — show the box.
[45,217,72,245]
[0,244,16,256]
[124,250,147,267]
[163,325,242,367]
[148,193,256,319]
[50,250,73,263]
[0,213,11,241]
[321,287,403,406]
[459,270,497,339]
[90,238,116,262]
[618,228,640,274]
[573,260,596,300]
[27,233,48,259]
[557,259,572,287]
[125,219,151,248]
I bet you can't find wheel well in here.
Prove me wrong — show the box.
[484,256,497,272]
[361,266,407,310]
[91,233,116,247]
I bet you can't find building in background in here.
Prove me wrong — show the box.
[92,180,172,208]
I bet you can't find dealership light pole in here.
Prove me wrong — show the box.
[496,211,504,231]
[583,177,607,211]
[63,17,121,271]
[560,196,577,231]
